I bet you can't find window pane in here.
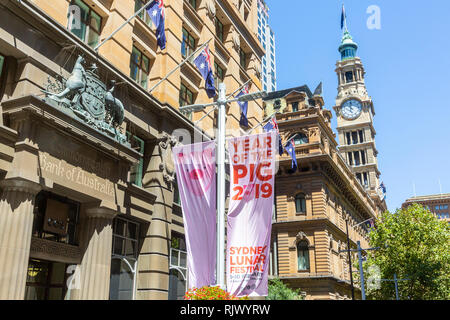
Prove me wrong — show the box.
[127,222,137,240]
[115,219,126,236]
[71,22,87,42]
[87,29,99,48]
[140,72,148,89]
[352,132,358,144]
[186,90,193,104]
[74,0,89,22]
[141,55,150,73]
[90,11,102,32]
[180,251,187,268]
[50,263,66,285]
[113,237,124,255]
[131,47,141,65]
[125,240,136,258]
[171,249,179,266]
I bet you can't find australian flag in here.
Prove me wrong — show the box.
[236,85,249,127]
[285,139,297,171]
[364,218,376,230]
[146,0,166,50]
[263,116,284,155]
[341,5,346,29]
[380,181,387,200]
[193,46,216,98]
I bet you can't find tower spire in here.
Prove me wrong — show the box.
[341,4,348,33]
[339,5,358,60]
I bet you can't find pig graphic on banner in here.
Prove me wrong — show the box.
[172,141,217,289]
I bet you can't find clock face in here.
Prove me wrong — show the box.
[341,99,362,120]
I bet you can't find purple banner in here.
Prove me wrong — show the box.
[227,132,276,297]
[172,141,217,289]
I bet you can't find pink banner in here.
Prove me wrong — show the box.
[227,131,276,297]
[172,141,217,289]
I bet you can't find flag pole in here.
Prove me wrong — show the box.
[194,79,251,126]
[148,39,212,93]
[94,1,154,52]
[247,111,280,135]
[227,79,252,99]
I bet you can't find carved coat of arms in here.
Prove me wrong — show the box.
[42,55,128,146]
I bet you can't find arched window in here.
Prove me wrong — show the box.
[168,268,187,300]
[297,240,310,271]
[294,133,309,145]
[295,194,306,214]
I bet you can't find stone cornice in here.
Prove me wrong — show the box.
[0,178,42,195]
[85,206,117,220]
[1,95,142,165]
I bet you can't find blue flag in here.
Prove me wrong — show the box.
[380,182,386,194]
[364,218,375,229]
[341,5,346,29]
[263,117,284,155]
[236,85,249,127]
[146,0,166,50]
[193,46,216,98]
[285,139,297,171]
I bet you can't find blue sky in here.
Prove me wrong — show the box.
[265,0,450,211]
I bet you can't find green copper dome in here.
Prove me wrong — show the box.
[339,29,358,60]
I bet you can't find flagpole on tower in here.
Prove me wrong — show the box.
[341,4,348,33]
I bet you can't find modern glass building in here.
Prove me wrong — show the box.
[257,0,277,92]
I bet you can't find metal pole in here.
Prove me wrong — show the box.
[357,241,366,300]
[216,82,227,289]
[394,273,399,300]
[94,1,153,52]
[345,219,355,300]
[148,40,211,93]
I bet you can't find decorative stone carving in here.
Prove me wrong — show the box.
[231,26,240,51]
[206,0,216,19]
[289,232,311,250]
[29,238,82,264]
[157,133,178,185]
[42,56,128,146]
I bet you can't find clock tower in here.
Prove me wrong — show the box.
[333,23,387,213]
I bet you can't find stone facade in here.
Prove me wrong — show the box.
[0,0,264,300]
[265,87,378,300]
[403,194,450,223]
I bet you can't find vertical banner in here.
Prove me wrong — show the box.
[172,141,217,289]
[227,131,276,297]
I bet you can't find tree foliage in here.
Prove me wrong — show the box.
[359,204,450,300]
[266,278,304,300]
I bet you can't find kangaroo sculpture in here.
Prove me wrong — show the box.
[48,55,86,104]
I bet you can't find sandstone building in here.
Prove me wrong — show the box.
[266,24,385,300]
[0,0,264,300]
[403,194,450,223]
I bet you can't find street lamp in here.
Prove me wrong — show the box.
[179,82,267,289]
[339,217,375,300]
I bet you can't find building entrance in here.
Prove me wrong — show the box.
[25,259,69,300]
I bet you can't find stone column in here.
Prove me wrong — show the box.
[73,207,117,300]
[0,178,41,300]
